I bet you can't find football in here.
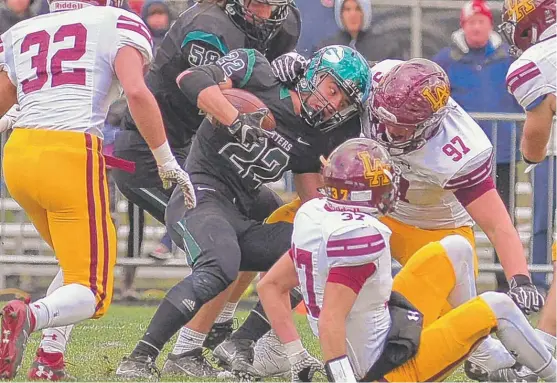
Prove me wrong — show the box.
[222,88,277,131]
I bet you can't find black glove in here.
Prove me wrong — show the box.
[227,109,271,145]
[271,52,309,87]
[508,274,545,314]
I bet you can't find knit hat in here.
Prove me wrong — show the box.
[460,0,493,26]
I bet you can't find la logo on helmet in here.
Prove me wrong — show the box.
[322,46,345,63]
[421,85,450,112]
[505,0,536,22]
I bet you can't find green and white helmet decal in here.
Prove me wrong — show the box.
[297,45,372,132]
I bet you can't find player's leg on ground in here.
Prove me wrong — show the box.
[162,283,236,377]
[212,218,296,377]
[383,296,497,382]
[1,131,116,378]
[117,190,243,379]
[481,292,557,381]
[391,235,515,377]
[28,270,75,381]
[216,198,302,348]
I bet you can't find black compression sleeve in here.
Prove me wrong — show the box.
[177,65,226,105]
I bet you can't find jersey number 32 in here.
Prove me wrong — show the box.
[20,23,88,95]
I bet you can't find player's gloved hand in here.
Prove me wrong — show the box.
[158,158,197,210]
[289,349,324,382]
[508,274,545,315]
[227,109,271,145]
[0,104,20,133]
[325,356,357,383]
[271,52,309,87]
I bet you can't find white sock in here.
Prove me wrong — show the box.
[172,326,206,355]
[215,302,238,324]
[37,270,75,355]
[30,284,96,331]
[536,328,557,355]
[468,337,516,372]
[482,292,557,381]
[40,325,74,354]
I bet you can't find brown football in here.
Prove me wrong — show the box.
[222,88,277,131]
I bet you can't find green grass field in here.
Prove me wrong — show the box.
[9,304,472,382]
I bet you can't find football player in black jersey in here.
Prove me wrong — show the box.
[111,0,300,243]
[115,45,371,379]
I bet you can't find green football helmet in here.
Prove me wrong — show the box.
[296,45,372,132]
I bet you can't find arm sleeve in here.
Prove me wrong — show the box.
[506,58,555,111]
[180,31,227,67]
[326,225,386,268]
[112,10,154,66]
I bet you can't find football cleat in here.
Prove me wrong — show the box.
[161,348,221,377]
[202,319,235,351]
[252,330,290,378]
[28,349,73,381]
[488,363,539,382]
[213,338,258,378]
[0,299,35,379]
[115,355,160,380]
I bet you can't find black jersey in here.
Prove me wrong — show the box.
[121,2,301,149]
[186,48,361,213]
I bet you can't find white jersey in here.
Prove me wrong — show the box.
[506,25,556,155]
[1,6,153,138]
[291,198,393,379]
[365,60,494,229]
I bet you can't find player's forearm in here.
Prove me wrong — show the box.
[318,313,347,361]
[489,224,529,280]
[126,90,168,151]
[196,85,239,126]
[521,127,550,163]
[257,281,300,344]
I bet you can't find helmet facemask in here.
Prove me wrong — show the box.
[226,0,291,51]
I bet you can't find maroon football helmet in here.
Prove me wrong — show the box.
[499,0,556,56]
[48,0,123,12]
[321,138,400,215]
[369,58,451,156]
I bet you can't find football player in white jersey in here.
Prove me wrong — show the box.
[0,0,195,379]
[205,55,546,379]
[364,57,547,379]
[489,0,557,380]
[258,137,556,382]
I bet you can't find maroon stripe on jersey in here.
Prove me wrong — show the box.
[326,234,385,258]
[95,136,110,313]
[117,15,153,48]
[85,134,98,296]
[453,176,496,207]
[506,62,541,94]
[327,263,377,294]
[444,152,493,190]
[0,43,4,54]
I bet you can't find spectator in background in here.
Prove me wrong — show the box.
[315,0,402,60]
[141,0,170,51]
[295,0,336,56]
[433,0,523,292]
[0,0,33,33]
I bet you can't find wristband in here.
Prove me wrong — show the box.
[152,141,174,167]
[325,355,356,382]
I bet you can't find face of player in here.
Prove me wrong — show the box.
[463,13,492,49]
[305,74,352,122]
[244,0,274,21]
[384,123,417,142]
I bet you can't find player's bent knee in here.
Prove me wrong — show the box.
[440,235,474,271]
[480,291,517,321]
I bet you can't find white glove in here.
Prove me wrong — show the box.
[289,349,324,382]
[0,105,20,133]
[158,158,196,210]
